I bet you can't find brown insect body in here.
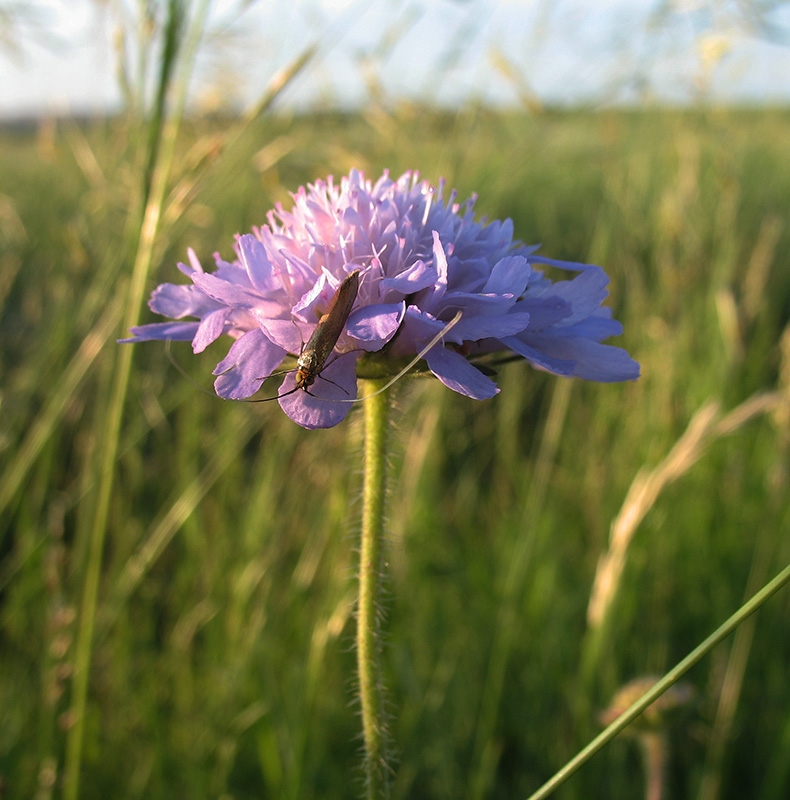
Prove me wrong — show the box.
[294,269,360,392]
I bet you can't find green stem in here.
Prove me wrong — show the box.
[357,379,391,799]
[61,4,207,794]
[524,558,790,800]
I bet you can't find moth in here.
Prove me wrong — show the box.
[285,268,360,399]
[168,267,462,405]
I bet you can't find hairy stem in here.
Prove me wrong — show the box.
[357,379,391,799]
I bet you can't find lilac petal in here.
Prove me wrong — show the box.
[176,248,205,277]
[501,335,577,376]
[279,248,315,284]
[519,295,573,331]
[424,346,499,399]
[305,200,341,242]
[483,255,531,296]
[191,272,262,308]
[238,234,278,292]
[345,302,405,350]
[450,311,530,343]
[119,321,199,343]
[560,310,624,342]
[436,293,524,338]
[292,272,330,319]
[149,283,219,318]
[423,232,448,306]
[532,266,610,325]
[569,341,640,382]
[225,307,262,334]
[434,231,449,282]
[253,315,304,353]
[342,205,373,241]
[441,291,516,317]
[529,254,600,271]
[397,297,525,346]
[213,257,251,286]
[193,308,228,353]
[387,306,445,356]
[520,333,640,381]
[213,329,287,399]
[380,261,438,295]
[278,352,359,429]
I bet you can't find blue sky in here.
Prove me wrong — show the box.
[1,0,789,118]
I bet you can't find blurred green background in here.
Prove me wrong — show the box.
[2,2,790,799]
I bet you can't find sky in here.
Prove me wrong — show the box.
[1,0,790,118]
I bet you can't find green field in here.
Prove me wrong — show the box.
[2,106,790,799]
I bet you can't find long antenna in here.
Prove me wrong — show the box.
[337,310,463,403]
[165,310,464,406]
[165,340,218,397]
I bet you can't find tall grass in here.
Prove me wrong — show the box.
[2,100,790,798]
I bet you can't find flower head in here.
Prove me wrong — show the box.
[122,170,639,429]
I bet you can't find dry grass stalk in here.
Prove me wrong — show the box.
[587,390,784,629]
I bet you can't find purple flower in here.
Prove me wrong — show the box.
[122,169,639,429]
